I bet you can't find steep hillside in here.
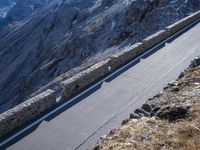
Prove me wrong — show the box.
[0,0,200,112]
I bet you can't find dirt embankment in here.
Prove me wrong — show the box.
[95,57,200,150]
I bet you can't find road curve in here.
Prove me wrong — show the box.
[4,21,200,150]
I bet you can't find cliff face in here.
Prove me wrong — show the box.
[0,0,200,112]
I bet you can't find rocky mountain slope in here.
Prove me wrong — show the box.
[0,0,200,112]
[0,0,51,26]
[95,57,200,150]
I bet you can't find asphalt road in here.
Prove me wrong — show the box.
[6,22,200,150]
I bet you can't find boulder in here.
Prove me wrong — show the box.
[156,105,189,121]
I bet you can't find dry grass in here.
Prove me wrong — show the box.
[176,113,200,150]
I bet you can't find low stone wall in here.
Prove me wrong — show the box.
[142,30,167,50]
[166,10,200,36]
[61,59,111,99]
[0,89,56,138]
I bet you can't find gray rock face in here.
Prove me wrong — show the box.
[0,0,51,26]
[0,0,200,113]
[190,56,200,68]
[156,105,189,121]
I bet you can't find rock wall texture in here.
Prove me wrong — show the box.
[110,42,144,69]
[142,30,167,50]
[0,89,56,138]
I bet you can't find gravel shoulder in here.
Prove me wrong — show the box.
[95,57,200,150]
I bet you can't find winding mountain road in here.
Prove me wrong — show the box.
[4,21,200,150]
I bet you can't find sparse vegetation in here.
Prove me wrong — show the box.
[95,57,200,150]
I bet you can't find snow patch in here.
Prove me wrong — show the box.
[0,1,16,18]
[111,20,116,29]
[29,5,34,11]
